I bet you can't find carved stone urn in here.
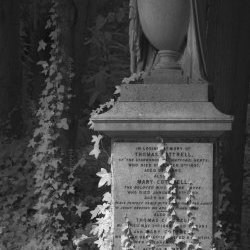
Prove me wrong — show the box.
[137,0,190,81]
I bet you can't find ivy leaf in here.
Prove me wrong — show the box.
[90,206,101,220]
[214,230,223,239]
[96,168,111,187]
[165,218,172,225]
[172,222,180,230]
[89,135,103,159]
[189,191,195,198]
[188,220,194,227]
[221,182,231,193]
[219,200,230,213]
[175,237,185,245]
[106,99,115,108]
[187,209,192,217]
[58,85,65,93]
[157,142,164,152]
[55,72,63,82]
[57,118,69,130]
[55,212,64,221]
[60,233,68,241]
[76,203,89,217]
[166,165,172,172]
[67,186,75,194]
[37,60,48,69]
[50,29,59,40]
[103,192,112,203]
[73,234,89,246]
[170,188,176,194]
[169,178,175,185]
[166,194,172,200]
[96,15,106,29]
[0,226,5,234]
[114,85,121,95]
[186,243,194,249]
[164,172,171,180]
[88,119,94,129]
[76,157,86,168]
[216,221,222,228]
[28,139,36,148]
[108,155,112,165]
[189,203,196,209]
[45,19,52,29]
[170,198,176,204]
[194,243,203,249]
[38,40,47,52]
[164,232,173,242]
[192,236,198,241]
[167,205,173,212]
[171,210,176,216]
[158,156,166,167]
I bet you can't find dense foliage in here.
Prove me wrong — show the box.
[0,0,129,249]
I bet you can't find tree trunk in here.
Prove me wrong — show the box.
[204,0,250,241]
[69,0,97,151]
[57,0,98,153]
[0,0,22,134]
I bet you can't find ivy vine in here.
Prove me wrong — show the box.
[29,1,88,249]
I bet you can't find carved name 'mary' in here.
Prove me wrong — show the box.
[112,142,213,250]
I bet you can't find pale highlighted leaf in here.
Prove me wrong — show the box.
[158,156,166,167]
[103,192,112,203]
[96,168,111,187]
[172,222,180,230]
[164,232,173,242]
[164,172,171,180]
[114,85,121,95]
[89,135,103,159]
[157,142,164,152]
[175,237,185,245]
[195,244,203,250]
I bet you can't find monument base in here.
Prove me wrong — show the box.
[92,81,233,250]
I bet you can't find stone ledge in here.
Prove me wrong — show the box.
[92,102,233,137]
[120,84,208,102]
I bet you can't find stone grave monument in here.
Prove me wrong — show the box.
[92,0,233,249]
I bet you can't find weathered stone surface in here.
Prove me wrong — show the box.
[143,69,187,85]
[93,101,233,137]
[119,84,208,102]
[92,84,233,137]
[112,142,213,250]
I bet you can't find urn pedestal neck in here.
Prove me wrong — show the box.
[137,0,190,84]
[144,50,185,84]
[155,50,181,70]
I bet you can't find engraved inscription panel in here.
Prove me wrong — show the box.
[112,143,213,250]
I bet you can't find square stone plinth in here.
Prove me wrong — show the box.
[112,142,213,250]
